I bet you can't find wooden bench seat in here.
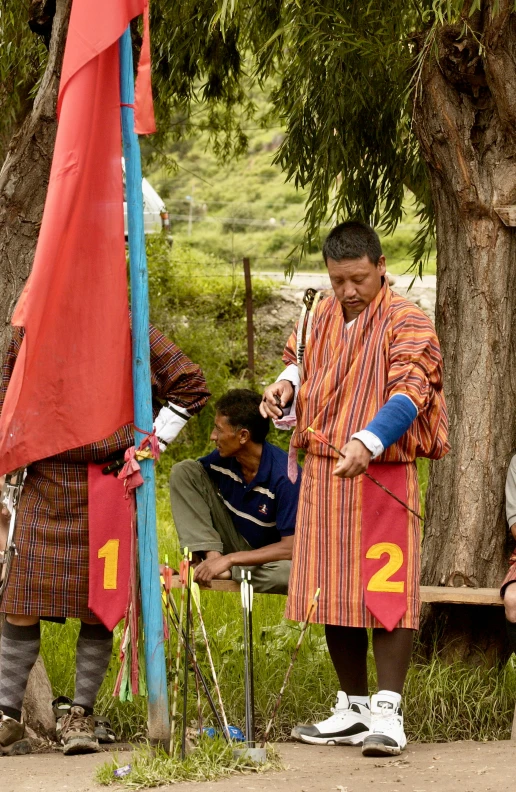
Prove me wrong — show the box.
[168,576,503,605]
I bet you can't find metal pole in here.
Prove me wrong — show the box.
[243,257,254,377]
[240,571,251,745]
[248,571,255,747]
[119,26,169,746]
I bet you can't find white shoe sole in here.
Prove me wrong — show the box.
[362,737,406,757]
[291,727,368,746]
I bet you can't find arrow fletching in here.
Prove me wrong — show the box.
[191,580,201,612]
[247,570,253,611]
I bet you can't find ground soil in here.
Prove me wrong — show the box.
[3,739,514,792]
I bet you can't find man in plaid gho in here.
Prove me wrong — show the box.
[0,324,209,756]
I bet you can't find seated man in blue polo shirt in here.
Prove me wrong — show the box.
[169,388,300,594]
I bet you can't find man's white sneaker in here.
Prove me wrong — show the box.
[361,692,407,757]
[291,692,370,746]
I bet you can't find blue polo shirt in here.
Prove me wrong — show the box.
[198,442,301,549]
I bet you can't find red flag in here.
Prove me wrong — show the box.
[0,0,154,475]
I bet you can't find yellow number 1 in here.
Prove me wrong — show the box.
[366,542,404,593]
[98,539,120,590]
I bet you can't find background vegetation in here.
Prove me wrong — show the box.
[142,92,436,275]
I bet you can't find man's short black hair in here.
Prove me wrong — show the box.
[322,221,383,265]
[215,389,270,444]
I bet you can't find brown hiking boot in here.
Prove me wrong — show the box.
[0,712,31,756]
[60,706,100,756]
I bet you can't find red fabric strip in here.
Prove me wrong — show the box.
[88,463,132,631]
[134,0,156,135]
[361,463,409,631]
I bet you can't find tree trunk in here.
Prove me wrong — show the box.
[0,0,71,737]
[414,3,516,664]
[0,0,71,361]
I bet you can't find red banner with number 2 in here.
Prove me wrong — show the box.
[361,463,409,632]
[88,463,132,631]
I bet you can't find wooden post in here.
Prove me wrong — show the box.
[119,27,169,746]
[243,257,254,377]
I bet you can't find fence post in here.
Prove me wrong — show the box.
[243,257,254,377]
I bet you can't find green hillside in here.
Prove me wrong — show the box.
[144,100,435,275]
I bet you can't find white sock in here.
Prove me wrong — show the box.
[348,695,370,708]
[377,689,402,706]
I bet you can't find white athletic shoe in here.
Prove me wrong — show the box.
[291,691,370,746]
[361,691,407,757]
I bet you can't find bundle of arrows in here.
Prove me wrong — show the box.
[161,549,231,758]
[160,555,321,756]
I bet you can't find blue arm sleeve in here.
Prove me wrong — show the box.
[364,394,418,450]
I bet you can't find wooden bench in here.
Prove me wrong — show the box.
[169,576,503,605]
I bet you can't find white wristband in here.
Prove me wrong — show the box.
[276,364,300,390]
[351,430,384,459]
[154,403,190,452]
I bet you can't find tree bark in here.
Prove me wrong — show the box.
[0,0,71,737]
[0,0,71,361]
[414,3,516,664]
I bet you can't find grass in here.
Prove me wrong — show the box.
[405,656,516,743]
[96,740,282,789]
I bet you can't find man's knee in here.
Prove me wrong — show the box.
[251,560,291,595]
[169,459,202,493]
[5,614,40,627]
[504,582,516,622]
[274,560,291,594]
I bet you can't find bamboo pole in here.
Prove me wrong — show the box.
[119,27,169,745]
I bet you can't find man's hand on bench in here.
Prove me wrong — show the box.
[193,551,233,586]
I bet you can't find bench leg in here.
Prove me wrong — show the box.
[511,701,516,741]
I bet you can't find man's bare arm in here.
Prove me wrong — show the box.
[193,534,294,584]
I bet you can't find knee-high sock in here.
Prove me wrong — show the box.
[372,627,414,695]
[0,621,41,721]
[325,624,369,695]
[506,619,516,655]
[73,622,113,715]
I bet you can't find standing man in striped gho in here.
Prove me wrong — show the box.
[260,221,449,757]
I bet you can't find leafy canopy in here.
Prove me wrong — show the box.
[0,0,47,156]
[2,0,513,271]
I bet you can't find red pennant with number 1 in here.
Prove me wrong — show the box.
[361,463,409,632]
[88,463,132,631]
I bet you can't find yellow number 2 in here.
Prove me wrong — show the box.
[366,542,404,593]
[98,539,120,590]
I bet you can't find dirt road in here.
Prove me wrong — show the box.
[3,740,513,792]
